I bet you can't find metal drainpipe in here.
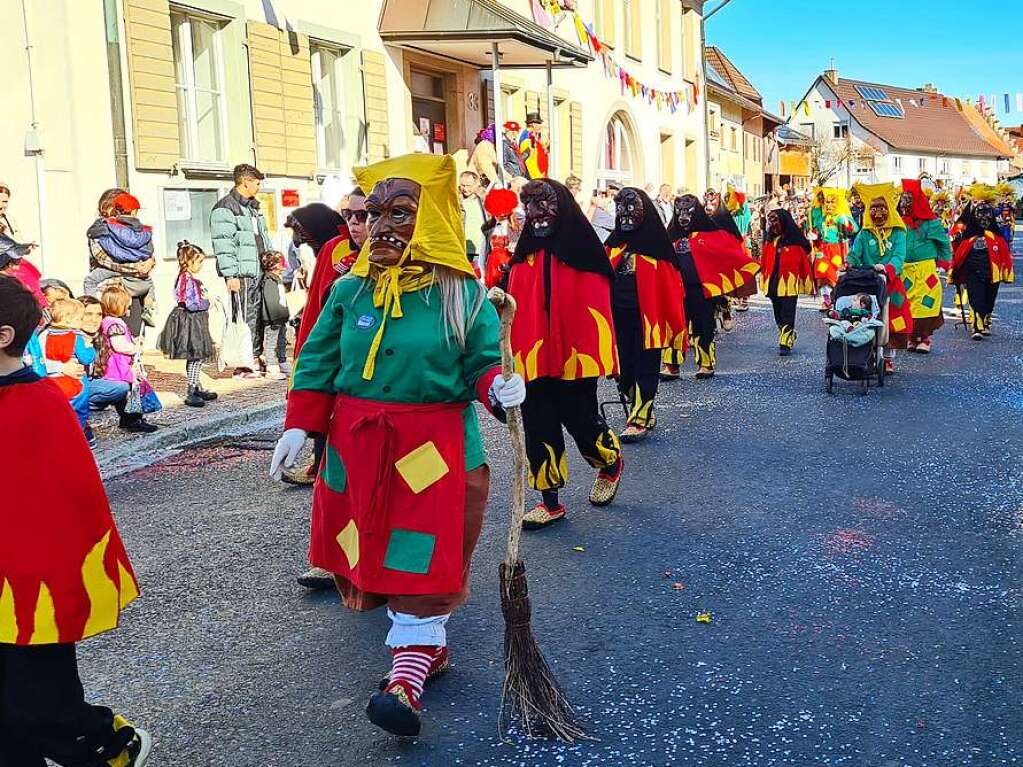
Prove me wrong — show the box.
[20,0,47,271]
[103,0,129,188]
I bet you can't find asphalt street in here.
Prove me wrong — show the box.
[84,245,1022,766]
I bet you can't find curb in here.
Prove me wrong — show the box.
[96,401,285,480]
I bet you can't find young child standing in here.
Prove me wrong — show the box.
[158,241,217,407]
[41,297,98,445]
[0,275,152,766]
[258,250,291,380]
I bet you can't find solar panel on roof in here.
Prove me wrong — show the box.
[868,101,904,118]
[855,85,889,101]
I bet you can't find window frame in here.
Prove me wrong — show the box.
[656,0,672,74]
[310,42,352,173]
[623,0,641,61]
[170,7,230,167]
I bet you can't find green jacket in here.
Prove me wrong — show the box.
[904,219,951,264]
[210,190,272,279]
[848,228,907,275]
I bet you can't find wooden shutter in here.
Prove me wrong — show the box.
[658,0,672,72]
[570,101,583,176]
[279,31,315,177]
[247,22,287,176]
[123,0,179,170]
[600,0,616,46]
[247,23,316,177]
[361,50,389,163]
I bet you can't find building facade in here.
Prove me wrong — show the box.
[789,69,1004,190]
[4,0,707,316]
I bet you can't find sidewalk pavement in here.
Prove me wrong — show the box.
[93,351,285,478]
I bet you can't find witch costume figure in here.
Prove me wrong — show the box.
[505,178,624,530]
[759,207,814,355]
[847,183,911,375]
[270,153,526,738]
[810,187,858,310]
[898,179,951,354]
[665,194,760,379]
[604,187,686,442]
[949,184,1015,340]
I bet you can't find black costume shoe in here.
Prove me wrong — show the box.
[778,346,791,356]
[196,386,218,401]
[367,681,422,737]
[184,387,206,408]
[119,415,158,434]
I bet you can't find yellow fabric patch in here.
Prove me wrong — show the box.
[0,579,16,643]
[891,315,907,332]
[336,519,360,569]
[118,561,140,608]
[29,583,58,645]
[81,531,119,639]
[395,441,450,494]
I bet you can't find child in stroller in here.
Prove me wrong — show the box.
[824,268,889,393]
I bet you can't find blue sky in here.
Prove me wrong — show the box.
[705,0,1023,123]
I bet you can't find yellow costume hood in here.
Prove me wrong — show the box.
[813,187,852,219]
[853,182,905,232]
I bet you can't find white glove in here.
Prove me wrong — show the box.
[270,428,308,480]
[490,373,526,409]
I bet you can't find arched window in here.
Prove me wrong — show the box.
[598,111,640,186]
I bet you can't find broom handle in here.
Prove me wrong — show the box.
[489,287,527,568]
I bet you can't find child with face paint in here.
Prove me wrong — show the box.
[949,184,1015,339]
[898,179,951,353]
[760,207,815,355]
[270,154,526,737]
[847,183,911,374]
[604,187,686,442]
[665,195,760,379]
[810,188,858,312]
[505,178,625,529]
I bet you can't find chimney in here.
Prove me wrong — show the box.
[824,67,839,86]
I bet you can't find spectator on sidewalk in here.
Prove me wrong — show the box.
[84,188,156,336]
[80,295,131,428]
[257,250,290,380]
[501,121,526,179]
[588,182,620,242]
[158,242,218,408]
[459,171,488,269]
[41,298,97,445]
[96,285,157,433]
[655,184,673,225]
[211,164,271,379]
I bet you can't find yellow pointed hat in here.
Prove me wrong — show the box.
[852,182,905,231]
[813,187,852,218]
[352,153,475,278]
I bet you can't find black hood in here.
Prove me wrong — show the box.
[289,203,345,252]
[956,201,996,242]
[513,179,613,277]
[604,188,676,262]
[707,202,743,240]
[768,208,812,251]
[667,196,729,240]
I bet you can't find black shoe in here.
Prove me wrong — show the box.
[119,416,158,434]
[196,387,218,402]
[83,424,97,448]
[778,346,792,356]
[185,388,206,408]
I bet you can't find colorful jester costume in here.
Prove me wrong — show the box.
[604,188,686,441]
[848,183,912,350]
[666,199,760,376]
[810,188,858,292]
[899,178,951,350]
[506,178,623,528]
[759,207,814,353]
[1,365,148,765]
[518,120,550,180]
[949,184,1014,338]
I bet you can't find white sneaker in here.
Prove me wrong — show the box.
[280,360,293,375]
[265,363,287,381]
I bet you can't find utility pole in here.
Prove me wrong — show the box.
[21,0,47,271]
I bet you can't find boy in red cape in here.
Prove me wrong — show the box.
[506,178,624,529]
[0,275,151,766]
[604,187,686,442]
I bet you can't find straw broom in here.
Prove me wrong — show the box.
[488,286,585,742]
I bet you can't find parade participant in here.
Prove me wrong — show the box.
[759,207,814,355]
[0,274,151,766]
[501,121,526,179]
[703,188,746,331]
[848,183,911,374]
[665,194,760,379]
[810,188,858,311]
[929,189,954,231]
[995,182,1016,245]
[505,178,623,529]
[482,187,518,288]
[949,184,1014,340]
[518,112,550,180]
[848,188,866,230]
[898,179,951,354]
[269,153,526,737]
[604,187,686,442]
[724,183,753,312]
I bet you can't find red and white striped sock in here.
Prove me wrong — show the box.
[388,645,444,701]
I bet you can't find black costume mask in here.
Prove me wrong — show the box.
[615,188,644,232]
[668,194,723,239]
[605,187,675,262]
[973,202,995,231]
[521,180,558,238]
[767,208,812,251]
[514,179,613,277]
[897,192,914,217]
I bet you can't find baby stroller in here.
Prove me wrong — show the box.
[824,268,888,394]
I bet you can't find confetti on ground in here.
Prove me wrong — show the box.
[672,582,686,591]
[696,611,713,623]
[572,546,585,552]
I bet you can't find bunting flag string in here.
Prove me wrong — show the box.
[778,90,1023,120]
[568,11,700,115]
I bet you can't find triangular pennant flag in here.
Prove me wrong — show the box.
[955,97,963,111]
[1005,93,1011,113]
[803,101,810,116]
[780,100,786,117]
[1017,93,1022,112]
[825,99,832,109]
